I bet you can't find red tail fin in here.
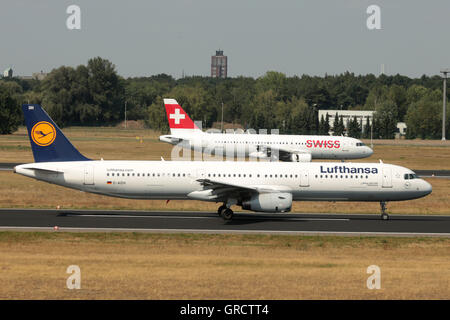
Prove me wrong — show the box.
[163,99,201,134]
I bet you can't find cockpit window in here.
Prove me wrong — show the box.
[404,173,418,180]
[356,142,365,147]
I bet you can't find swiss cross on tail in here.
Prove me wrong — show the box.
[163,99,201,135]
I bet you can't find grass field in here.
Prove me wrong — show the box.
[0,127,449,214]
[0,232,448,299]
[1,128,449,300]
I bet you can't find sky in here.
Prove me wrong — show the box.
[1,0,449,79]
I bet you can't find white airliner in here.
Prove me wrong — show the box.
[14,104,431,221]
[159,99,373,162]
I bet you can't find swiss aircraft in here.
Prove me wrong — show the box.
[159,99,373,162]
[15,104,431,221]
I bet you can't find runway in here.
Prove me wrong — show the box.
[0,208,449,237]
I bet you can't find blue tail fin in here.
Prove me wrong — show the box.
[22,104,90,162]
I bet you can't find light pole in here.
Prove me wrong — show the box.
[124,101,127,129]
[221,102,224,133]
[440,69,449,140]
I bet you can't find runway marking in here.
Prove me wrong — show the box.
[66,214,350,222]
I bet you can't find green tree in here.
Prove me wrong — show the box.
[362,116,371,139]
[347,116,361,138]
[0,86,21,134]
[332,113,345,136]
[374,100,398,139]
[405,89,448,139]
[146,96,169,132]
[318,114,328,135]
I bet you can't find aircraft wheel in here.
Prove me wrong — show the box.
[380,201,389,220]
[221,208,234,220]
[217,205,227,216]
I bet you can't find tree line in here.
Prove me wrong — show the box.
[1,57,449,139]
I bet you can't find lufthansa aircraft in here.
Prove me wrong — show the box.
[14,105,431,220]
[159,99,373,162]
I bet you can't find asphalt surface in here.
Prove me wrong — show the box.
[0,208,449,237]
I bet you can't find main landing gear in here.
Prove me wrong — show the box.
[218,204,234,220]
[380,201,389,220]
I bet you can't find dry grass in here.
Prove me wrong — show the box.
[0,232,448,299]
[1,127,450,167]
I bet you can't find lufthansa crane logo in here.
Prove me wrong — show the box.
[31,121,56,146]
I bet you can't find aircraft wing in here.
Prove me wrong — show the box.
[194,178,291,201]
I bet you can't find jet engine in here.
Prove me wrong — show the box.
[290,153,312,162]
[241,193,292,212]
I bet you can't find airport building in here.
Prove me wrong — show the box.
[3,67,13,78]
[318,110,374,134]
[318,110,407,138]
[211,50,227,78]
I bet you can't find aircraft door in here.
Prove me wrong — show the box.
[83,166,95,185]
[300,171,310,187]
[382,167,392,188]
[341,140,350,152]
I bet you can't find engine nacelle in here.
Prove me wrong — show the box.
[241,192,292,213]
[291,153,312,162]
[249,151,269,159]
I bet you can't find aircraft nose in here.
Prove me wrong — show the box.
[366,146,374,156]
[422,180,432,195]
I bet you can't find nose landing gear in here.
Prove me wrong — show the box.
[380,201,389,220]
